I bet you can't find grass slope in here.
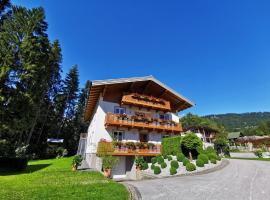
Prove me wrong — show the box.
[0,157,129,200]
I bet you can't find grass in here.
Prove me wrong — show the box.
[0,157,129,200]
[228,157,270,161]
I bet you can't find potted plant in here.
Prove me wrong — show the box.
[72,155,83,171]
[134,156,145,170]
[102,155,119,178]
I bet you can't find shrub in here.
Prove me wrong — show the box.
[198,154,209,164]
[170,167,177,175]
[196,159,204,167]
[151,164,155,170]
[154,166,161,174]
[142,162,149,170]
[162,136,182,156]
[72,155,83,168]
[161,162,167,169]
[135,156,145,169]
[176,153,185,162]
[207,153,218,160]
[157,156,164,164]
[254,149,263,158]
[186,163,196,171]
[216,156,221,161]
[210,159,217,164]
[167,155,172,161]
[181,133,203,160]
[151,157,157,164]
[170,160,179,169]
[183,158,190,166]
[163,155,168,159]
[0,157,28,171]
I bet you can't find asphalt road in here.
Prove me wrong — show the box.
[126,159,270,200]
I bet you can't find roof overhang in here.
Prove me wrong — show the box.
[84,75,194,121]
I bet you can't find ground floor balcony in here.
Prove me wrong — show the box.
[105,113,182,133]
[97,140,161,156]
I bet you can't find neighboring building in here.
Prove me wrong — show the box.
[228,132,243,144]
[77,76,194,179]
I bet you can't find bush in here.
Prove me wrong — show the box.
[0,157,28,171]
[170,160,179,169]
[254,149,263,158]
[151,164,155,170]
[163,155,168,159]
[170,167,177,175]
[162,136,182,156]
[183,158,190,166]
[135,156,145,169]
[216,156,221,161]
[196,159,204,167]
[207,153,218,160]
[198,154,209,164]
[157,156,164,164]
[167,155,172,161]
[161,162,167,169]
[210,159,217,164]
[151,157,157,164]
[154,166,161,174]
[142,162,149,170]
[176,153,185,162]
[186,163,196,171]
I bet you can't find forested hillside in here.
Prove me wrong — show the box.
[204,112,270,131]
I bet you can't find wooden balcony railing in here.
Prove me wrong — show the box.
[97,140,161,156]
[105,113,182,133]
[121,93,171,111]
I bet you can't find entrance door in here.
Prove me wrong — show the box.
[139,133,148,142]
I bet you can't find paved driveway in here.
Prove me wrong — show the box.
[127,159,270,200]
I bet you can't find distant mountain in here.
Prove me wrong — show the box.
[204,112,270,131]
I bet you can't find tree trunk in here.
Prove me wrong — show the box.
[189,151,193,160]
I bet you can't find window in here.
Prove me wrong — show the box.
[114,106,126,114]
[160,113,170,120]
[113,131,124,141]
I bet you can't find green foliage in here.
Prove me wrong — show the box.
[167,155,173,161]
[254,149,263,158]
[183,158,190,166]
[135,156,145,169]
[157,156,164,164]
[208,153,218,160]
[176,153,185,162]
[197,154,209,164]
[0,139,14,157]
[154,166,161,175]
[181,133,202,159]
[151,164,155,170]
[210,159,217,164]
[214,137,230,156]
[151,157,157,164]
[170,167,177,175]
[102,155,118,170]
[216,156,221,161]
[142,162,148,170]
[196,159,205,167]
[170,160,179,169]
[163,155,168,159]
[72,155,83,167]
[161,136,182,156]
[186,163,196,171]
[161,162,167,169]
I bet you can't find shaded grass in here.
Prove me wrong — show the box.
[0,157,129,200]
[228,157,270,161]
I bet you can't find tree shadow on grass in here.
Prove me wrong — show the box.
[0,164,51,176]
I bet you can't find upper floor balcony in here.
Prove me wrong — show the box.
[105,112,182,133]
[121,93,171,112]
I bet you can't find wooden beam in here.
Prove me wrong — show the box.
[142,81,152,94]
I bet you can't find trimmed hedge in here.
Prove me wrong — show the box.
[176,153,185,162]
[170,167,177,175]
[167,155,173,161]
[142,162,148,170]
[151,157,157,164]
[163,155,168,159]
[196,159,204,167]
[161,162,167,169]
[210,159,217,164]
[183,158,190,166]
[162,136,182,156]
[216,156,221,161]
[198,154,209,164]
[208,153,218,160]
[151,164,155,170]
[157,156,164,164]
[170,160,179,169]
[154,166,161,174]
[0,157,28,171]
[186,163,196,171]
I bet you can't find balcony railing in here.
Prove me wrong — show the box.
[105,113,182,133]
[97,140,161,156]
[121,93,171,111]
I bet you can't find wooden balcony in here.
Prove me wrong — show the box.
[105,113,182,133]
[121,93,171,111]
[97,140,161,156]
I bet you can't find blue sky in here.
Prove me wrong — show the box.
[12,0,270,116]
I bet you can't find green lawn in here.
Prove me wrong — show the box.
[0,157,129,200]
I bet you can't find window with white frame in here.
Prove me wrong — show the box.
[114,106,126,114]
[112,130,124,141]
